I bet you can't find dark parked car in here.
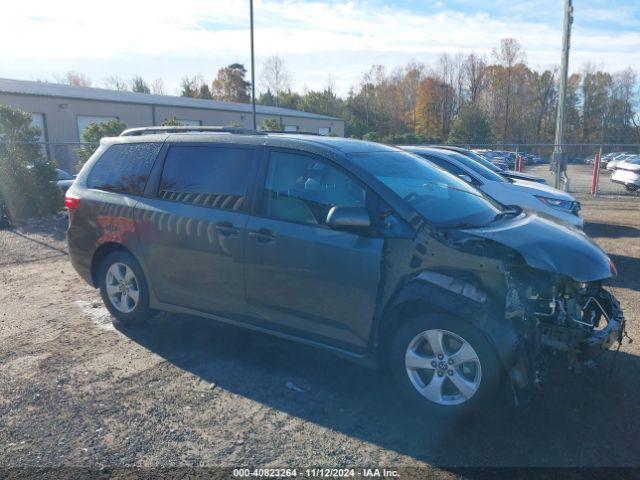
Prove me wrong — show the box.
[55,168,76,192]
[66,127,626,415]
[428,146,546,184]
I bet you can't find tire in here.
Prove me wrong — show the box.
[98,250,152,328]
[389,313,501,416]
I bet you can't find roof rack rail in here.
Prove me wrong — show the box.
[264,130,322,136]
[120,126,265,137]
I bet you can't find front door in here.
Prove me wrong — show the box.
[244,149,384,350]
[135,144,260,318]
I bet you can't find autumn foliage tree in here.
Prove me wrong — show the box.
[212,63,251,103]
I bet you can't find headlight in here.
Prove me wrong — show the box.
[535,195,574,211]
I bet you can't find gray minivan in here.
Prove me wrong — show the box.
[66,127,625,415]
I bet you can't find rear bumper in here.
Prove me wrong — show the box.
[67,230,94,286]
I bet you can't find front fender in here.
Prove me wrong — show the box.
[381,270,520,371]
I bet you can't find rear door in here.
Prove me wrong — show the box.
[135,144,261,318]
[243,149,384,350]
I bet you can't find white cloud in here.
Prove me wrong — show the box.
[2,0,639,96]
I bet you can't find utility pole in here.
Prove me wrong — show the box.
[249,0,257,130]
[553,0,573,189]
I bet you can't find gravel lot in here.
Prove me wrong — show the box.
[525,163,639,197]
[1,197,639,474]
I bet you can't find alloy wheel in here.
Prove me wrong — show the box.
[105,262,140,314]
[404,328,482,406]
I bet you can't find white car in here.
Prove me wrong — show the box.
[611,156,640,192]
[606,153,635,171]
[402,147,584,229]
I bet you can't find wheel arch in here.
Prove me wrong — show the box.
[91,242,138,287]
[376,272,520,373]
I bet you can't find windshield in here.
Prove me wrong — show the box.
[452,149,504,173]
[350,151,502,228]
[435,150,507,183]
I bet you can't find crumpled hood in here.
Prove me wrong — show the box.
[509,178,576,201]
[461,213,613,282]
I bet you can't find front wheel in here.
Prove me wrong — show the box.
[390,313,501,416]
[99,251,152,327]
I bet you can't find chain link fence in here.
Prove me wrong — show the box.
[446,143,640,198]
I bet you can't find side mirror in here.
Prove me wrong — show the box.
[326,206,371,231]
[458,174,473,183]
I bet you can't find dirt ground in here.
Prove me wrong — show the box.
[1,197,639,474]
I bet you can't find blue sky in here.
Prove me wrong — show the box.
[3,0,639,96]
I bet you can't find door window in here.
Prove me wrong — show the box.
[158,145,255,211]
[263,151,365,226]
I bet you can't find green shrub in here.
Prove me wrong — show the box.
[0,105,61,221]
[76,119,127,168]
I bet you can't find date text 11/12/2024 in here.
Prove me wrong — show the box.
[232,468,399,477]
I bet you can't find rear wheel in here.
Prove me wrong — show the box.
[99,251,151,327]
[390,313,501,416]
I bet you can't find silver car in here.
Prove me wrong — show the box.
[606,154,634,171]
[611,156,640,192]
[403,147,584,229]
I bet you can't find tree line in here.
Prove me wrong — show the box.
[59,37,639,146]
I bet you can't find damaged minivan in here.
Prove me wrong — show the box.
[66,127,626,414]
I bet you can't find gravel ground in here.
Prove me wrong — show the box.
[0,198,638,474]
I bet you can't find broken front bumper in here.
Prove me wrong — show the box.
[540,289,626,364]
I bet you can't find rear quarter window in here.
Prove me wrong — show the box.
[87,143,161,195]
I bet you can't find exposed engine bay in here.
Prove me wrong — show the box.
[505,269,626,391]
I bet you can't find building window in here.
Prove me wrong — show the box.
[77,115,118,140]
[284,125,299,132]
[318,127,331,136]
[30,113,47,157]
[177,119,202,126]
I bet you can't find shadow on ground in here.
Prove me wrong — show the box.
[119,313,639,467]
[585,222,640,239]
[607,254,640,292]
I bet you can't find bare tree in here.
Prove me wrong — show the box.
[463,53,486,104]
[104,76,128,91]
[150,78,164,95]
[259,56,291,107]
[493,38,525,142]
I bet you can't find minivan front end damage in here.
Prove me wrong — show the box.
[378,213,627,402]
[504,269,626,391]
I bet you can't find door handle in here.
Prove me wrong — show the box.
[215,221,240,236]
[248,228,275,243]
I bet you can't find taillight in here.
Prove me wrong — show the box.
[64,194,81,210]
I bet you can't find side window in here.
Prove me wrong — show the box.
[87,143,161,195]
[158,146,255,211]
[263,151,365,226]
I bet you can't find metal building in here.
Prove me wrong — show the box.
[0,77,344,172]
